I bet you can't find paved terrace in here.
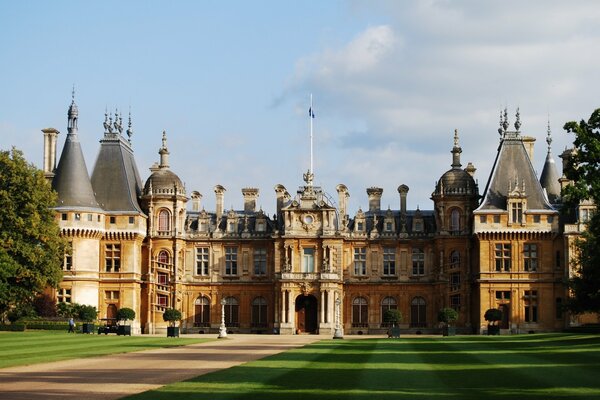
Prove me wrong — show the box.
[0,334,330,400]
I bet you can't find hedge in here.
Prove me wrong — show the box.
[0,324,26,331]
[26,323,70,331]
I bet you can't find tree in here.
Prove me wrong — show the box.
[116,307,136,323]
[0,149,66,320]
[484,308,502,325]
[438,307,459,327]
[163,308,182,327]
[562,108,600,314]
[383,309,402,327]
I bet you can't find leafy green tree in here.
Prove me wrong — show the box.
[0,148,65,320]
[163,308,182,327]
[562,108,600,314]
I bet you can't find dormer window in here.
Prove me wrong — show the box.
[228,221,236,233]
[511,202,523,224]
[256,221,265,232]
[386,222,392,231]
[357,222,364,231]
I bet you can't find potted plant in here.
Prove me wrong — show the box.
[116,307,135,336]
[438,307,459,336]
[383,309,402,338]
[78,305,98,334]
[484,308,502,335]
[163,308,182,337]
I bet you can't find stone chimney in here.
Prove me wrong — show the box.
[42,127,59,180]
[190,191,202,212]
[397,184,409,214]
[274,184,289,224]
[522,136,536,162]
[214,185,226,220]
[336,184,349,217]
[367,187,383,212]
[242,188,259,213]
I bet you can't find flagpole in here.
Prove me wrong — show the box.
[310,93,313,177]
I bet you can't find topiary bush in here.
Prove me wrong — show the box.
[484,308,502,324]
[116,307,136,323]
[438,307,459,326]
[77,305,98,322]
[163,308,182,327]
[383,309,402,327]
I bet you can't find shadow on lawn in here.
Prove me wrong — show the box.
[125,335,600,400]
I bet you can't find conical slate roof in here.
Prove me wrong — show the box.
[52,132,101,211]
[91,132,143,213]
[477,132,554,212]
[540,151,561,204]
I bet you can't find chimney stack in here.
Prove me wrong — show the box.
[367,187,383,212]
[190,191,202,212]
[336,184,349,217]
[397,184,409,214]
[522,136,536,162]
[242,188,259,213]
[42,128,59,180]
[214,185,226,220]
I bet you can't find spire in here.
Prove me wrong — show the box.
[540,118,561,203]
[159,130,170,168]
[451,129,462,169]
[305,93,315,186]
[53,94,101,211]
[67,86,78,134]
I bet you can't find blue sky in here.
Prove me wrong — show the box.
[2,1,600,215]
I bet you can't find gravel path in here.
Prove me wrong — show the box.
[0,334,322,399]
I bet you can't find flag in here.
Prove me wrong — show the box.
[309,107,315,118]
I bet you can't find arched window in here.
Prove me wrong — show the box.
[158,209,171,232]
[450,209,461,232]
[449,251,460,269]
[157,250,170,265]
[410,297,427,328]
[224,297,239,327]
[381,297,397,327]
[352,297,368,327]
[251,297,268,327]
[194,297,210,327]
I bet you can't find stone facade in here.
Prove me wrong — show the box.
[45,101,596,335]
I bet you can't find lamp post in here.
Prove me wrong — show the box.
[333,297,343,339]
[218,298,228,338]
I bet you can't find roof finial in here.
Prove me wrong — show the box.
[546,116,552,152]
[453,128,459,147]
[162,130,167,149]
[514,107,521,131]
[498,109,503,137]
[159,130,170,168]
[451,129,462,169]
[126,108,133,144]
[502,108,509,132]
[71,84,75,102]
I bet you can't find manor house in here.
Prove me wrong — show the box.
[43,98,593,335]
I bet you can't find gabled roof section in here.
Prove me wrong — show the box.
[91,131,143,214]
[52,132,102,211]
[477,132,554,212]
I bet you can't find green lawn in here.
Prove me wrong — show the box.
[0,331,213,368]
[126,334,600,400]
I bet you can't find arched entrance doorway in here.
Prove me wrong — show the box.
[107,304,117,319]
[295,295,318,333]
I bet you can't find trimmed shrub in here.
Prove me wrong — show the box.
[163,308,182,327]
[0,324,26,331]
[383,309,403,327]
[116,307,136,322]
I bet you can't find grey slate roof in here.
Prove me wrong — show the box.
[52,132,102,211]
[91,133,143,214]
[477,133,554,211]
[539,151,561,204]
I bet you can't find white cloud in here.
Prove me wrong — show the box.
[279,1,600,210]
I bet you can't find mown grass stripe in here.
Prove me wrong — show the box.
[125,334,600,400]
